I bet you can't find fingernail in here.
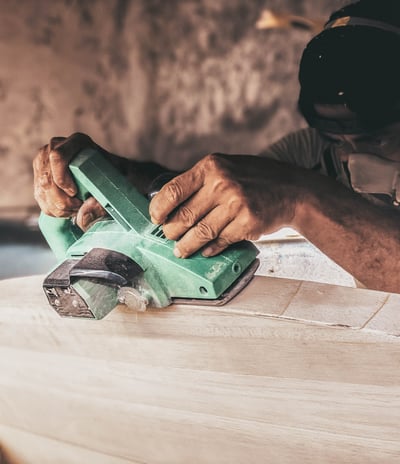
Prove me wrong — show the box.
[202,247,213,257]
[173,246,182,258]
[150,215,159,225]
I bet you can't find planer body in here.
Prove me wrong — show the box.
[39,148,259,319]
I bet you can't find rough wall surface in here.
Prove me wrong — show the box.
[0,0,344,212]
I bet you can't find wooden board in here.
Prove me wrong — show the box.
[0,275,399,463]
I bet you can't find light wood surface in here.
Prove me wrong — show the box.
[0,275,399,463]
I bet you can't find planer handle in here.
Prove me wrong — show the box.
[39,148,154,261]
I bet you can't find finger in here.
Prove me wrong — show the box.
[35,192,81,217]
[162,190,216,241]
[201,219,263,257]
[47,138,76,196]
[35,184,82,217]
[200,227,240,257]
[173,206,233,258]
[32,144,50,184]
[75,197,107,231]
[149,165,205,225]
[33,161,82,216]
[49,133,94,196]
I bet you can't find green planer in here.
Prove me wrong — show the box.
[39,148,259,319]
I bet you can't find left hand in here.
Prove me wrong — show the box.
[149,153,304,258]
[33,133,108,230]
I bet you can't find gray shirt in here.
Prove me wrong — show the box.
[259,127,351,188]
[259,127,395,210]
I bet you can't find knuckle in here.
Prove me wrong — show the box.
[33,146,48,169]
[215,236,233,248]
[55,175,70,189]
[48,148,65,165]
[52,204,70,217]
[227,196,244,213]
[204,152,223,169]
[178,205,196,227]
[206,152,222,162]
[164,181,184,204]
[36,172,52,190]
[213,177,235,196]
[194,220,217,241]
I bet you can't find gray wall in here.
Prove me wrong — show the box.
[0,0,345,214]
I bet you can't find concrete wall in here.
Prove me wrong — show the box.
[0,0,345,213]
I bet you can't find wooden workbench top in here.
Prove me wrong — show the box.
[0,275,399,463]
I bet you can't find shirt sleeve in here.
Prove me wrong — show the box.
[258,127,330,169]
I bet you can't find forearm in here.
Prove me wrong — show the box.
[294,174,400,293]
[145,151,400,288]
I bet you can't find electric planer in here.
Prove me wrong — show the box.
[39,148,259,319]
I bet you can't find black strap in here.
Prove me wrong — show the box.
[323,148,339,179]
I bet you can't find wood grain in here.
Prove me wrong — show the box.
[0,275,399,463]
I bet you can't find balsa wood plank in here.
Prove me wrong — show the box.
[0,275,399,463]
[0,424,136,464]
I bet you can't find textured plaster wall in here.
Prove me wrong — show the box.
[0,0,344,212]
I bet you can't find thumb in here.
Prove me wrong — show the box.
[75,197,107,231]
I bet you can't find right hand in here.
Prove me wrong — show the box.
[33,132,107,230]
[149,153,303,258]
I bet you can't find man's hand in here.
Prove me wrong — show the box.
[33,132,106,230]
[149,153,304,258]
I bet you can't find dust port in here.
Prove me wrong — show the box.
[232,262,241,273]
[199,286,208,295]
